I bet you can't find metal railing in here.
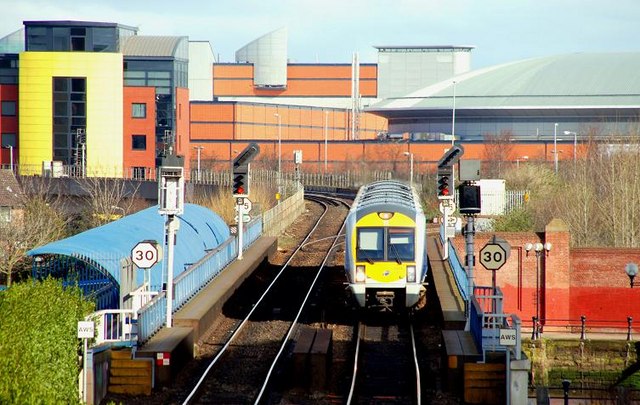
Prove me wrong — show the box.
[172,236,237,313]
[439,225,469,301]
[470,286,522,361]
[87,309,138,346]
[137,188,296,344]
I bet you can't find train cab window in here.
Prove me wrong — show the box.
[387,228,415,262]
[357,228,384,261]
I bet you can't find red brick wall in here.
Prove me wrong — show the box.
[452,223,640,329]
[123,87,156,177]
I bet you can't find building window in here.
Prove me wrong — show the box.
[132,167,147,180]
[1,133,16,147]
[52,77,86,166]
[132,135,147,150]
[1,101,16,116]
[132,103,146,118]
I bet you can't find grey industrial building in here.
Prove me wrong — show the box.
[369,52,640,141]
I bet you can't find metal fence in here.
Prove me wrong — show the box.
[137,187,300,344]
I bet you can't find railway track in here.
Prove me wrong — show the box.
[348,318,422,405]
[182,195,349,404]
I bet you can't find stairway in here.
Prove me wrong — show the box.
[108,348,152,395]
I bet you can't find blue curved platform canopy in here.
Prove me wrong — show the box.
[28,203,230,308]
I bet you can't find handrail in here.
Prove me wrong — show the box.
[439,226,468,301]
[86,308,137,346]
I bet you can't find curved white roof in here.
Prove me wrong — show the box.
[235,27,287,88]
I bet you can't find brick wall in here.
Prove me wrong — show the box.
[451,220,640,330]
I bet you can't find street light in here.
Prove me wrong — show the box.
[624,262,640,288]
[403,151,414,188]
[563,130,577,163]
[193,146,204,183]
[451,80,456,145]
[2,144,13,173]
[525,241,552,338]
[324,111,328,174]
[274,113,282,204]
[554,123,559,174]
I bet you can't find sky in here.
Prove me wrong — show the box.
[1,0,640,69]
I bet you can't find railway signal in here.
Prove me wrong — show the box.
[232,143,260,197]
[232,166,248,196]
[437,145,464,169]
[437,168,452,199]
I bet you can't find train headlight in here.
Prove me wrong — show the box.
[378,212,394,220]
[406,265,416,283]
[356,265,366,282]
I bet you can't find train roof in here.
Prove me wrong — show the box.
[352,180,423,219]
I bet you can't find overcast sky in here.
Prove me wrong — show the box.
[2,0,639,68]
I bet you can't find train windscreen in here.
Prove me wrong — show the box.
[388,228,415,262]
[357,228,384,261]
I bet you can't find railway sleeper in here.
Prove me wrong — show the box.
[291,326,333,391]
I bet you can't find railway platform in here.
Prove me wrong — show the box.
[134,236,277,387]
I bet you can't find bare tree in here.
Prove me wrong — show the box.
[483,130,516,178]
[0,178,69,286]
[75,176,140,229]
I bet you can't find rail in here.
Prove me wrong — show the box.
[137,217,261,344]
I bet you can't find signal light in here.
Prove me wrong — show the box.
[233,168,248,196]
[438,175,450,197]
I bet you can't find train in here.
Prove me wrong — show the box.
[344,180,428,311]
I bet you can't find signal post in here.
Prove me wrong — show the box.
[232,143,260,260]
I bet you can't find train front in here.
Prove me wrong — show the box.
[344,181,427,311]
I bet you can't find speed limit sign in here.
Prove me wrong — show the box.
[131,240,162,269]
[479,236,511,270]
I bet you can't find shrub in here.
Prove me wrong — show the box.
[492,207,534,232]
[0,278,94,404]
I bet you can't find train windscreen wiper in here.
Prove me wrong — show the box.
[389,244,402,264]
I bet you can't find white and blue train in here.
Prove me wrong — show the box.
[344,180,428,311]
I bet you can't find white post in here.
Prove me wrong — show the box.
[195,146,203,183]
[324,111,328,173]
[573,132,577,163]
[409,153,414,188]
[165,215,177,328]
[275,113,282,204]
[81,143,86,178]
[451,80,456,145]
[83,338,88,403]
[554,123,558,174]
[237,203,244,260]
[8,145,13,173]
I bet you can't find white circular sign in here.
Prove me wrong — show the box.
[480,243,508,270]
[131,241,160,269]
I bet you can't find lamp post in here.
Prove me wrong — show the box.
[403,151,414,188]
[193,146,204,183]
[624,262,640,288]
[525,241,552,338]
[324,111,328,174]
[563,131,577,163]
[451,80,456,145]
[274,113,282,204]
[2,144,13,173]
[553,123,559,174]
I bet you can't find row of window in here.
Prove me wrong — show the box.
[2,101,149,119]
